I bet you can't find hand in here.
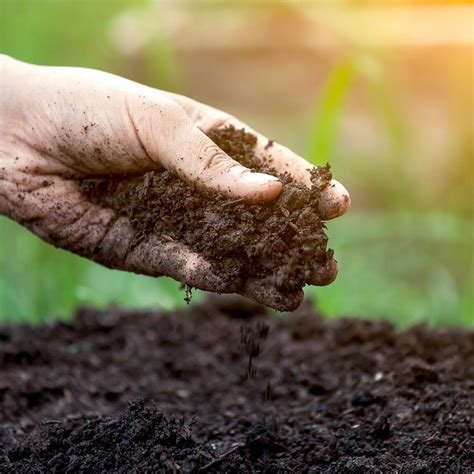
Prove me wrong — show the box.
[0,56,350,310]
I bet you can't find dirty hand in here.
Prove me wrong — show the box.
[0,56,350,309]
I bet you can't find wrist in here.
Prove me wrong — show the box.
[1,54,32,128]
[0,55,33,171]
[0,57,31,215]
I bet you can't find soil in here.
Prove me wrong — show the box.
[79,126,334,306]
[1,296,473,472]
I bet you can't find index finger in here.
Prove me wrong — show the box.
[223,118,351,220]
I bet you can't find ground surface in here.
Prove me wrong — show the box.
[1,296,473,473]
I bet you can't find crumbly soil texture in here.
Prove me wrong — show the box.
[1,296,473,473]
[79,126,334,299]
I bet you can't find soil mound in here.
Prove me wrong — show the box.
[1,296,473,472]
[79,127,333,307]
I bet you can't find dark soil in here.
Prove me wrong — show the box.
[79,126,334,306]
[1,296,473,472]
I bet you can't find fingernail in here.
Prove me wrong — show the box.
[225,166,281,203]
[318,180,351,219]
[233,166,279,185]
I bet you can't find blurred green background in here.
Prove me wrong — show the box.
[1,0,473,327]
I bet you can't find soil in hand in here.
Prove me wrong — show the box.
[79,126,334,309]
[1,296,473,472]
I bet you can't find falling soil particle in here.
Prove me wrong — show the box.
[79,126,334,308]
[239,321,270,379]
[1,296,473,472]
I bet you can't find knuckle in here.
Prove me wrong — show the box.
[200,144,232,172]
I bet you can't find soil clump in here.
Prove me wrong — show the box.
[79,127,333,308]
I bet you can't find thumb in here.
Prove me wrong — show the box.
[158,120,282,203]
